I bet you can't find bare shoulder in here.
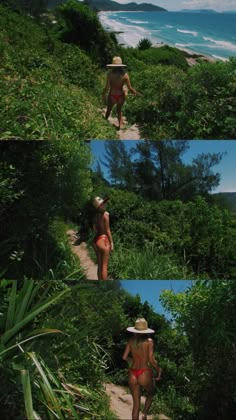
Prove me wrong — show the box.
[103,211,110,221]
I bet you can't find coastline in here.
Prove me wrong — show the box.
[99,11,230,64]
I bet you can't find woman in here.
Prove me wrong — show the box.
[123,318,162,420]
[103,56,139,130]
[92,196,113,280]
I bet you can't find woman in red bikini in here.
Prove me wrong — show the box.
[123,318,162,420]
[92,196,113,280]
[103,56,138,130]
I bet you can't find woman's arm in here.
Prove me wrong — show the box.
[103,72,111,97]
[148,340,162,381]
[104,212,114,251]
[125,73,137,95]
[122,342,131,363]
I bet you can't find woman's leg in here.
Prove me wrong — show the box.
[129,372,141,420]
[101,247,110,280]
[116,97,125,129]
[105,96,114,120]
[92,243,102,279]
[96,238,110,280]
[138,371,154,420]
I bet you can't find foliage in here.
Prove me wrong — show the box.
[161,281,236,419]
[0,4,117,139]
[138,38,152,50]
[107,238,197,280]
[124,58,236,139]
[58,0,117,66]
[0,141,92,279]
[96,188,235,279]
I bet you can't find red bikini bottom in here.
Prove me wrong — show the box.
[111,93,124,103]
[94,234,108,246]
[129,368,152,379]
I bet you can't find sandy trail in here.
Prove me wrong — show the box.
[105,383,171,420]
[102,108,141,140]
[67,230,98,280]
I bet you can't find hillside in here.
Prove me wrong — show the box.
[85,0,167,12]
[214,192,236,211]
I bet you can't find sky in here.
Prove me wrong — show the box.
[121,280,193,318]
[113,0,236,12]
[90,140,236,193]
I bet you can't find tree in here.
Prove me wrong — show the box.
[138,38,152,50]
[133,141,223,201]
[58,0,117,66]
[161,281,236,419]
[101,141,136,190]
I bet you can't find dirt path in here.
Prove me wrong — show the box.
[67,230,98,280]
[105,383,171,420]
[102,108,141,140]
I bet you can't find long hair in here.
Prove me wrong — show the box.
[111,67,126,76]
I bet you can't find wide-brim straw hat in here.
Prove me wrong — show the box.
[126,318,155,334]
[92,196,109,209]
[106,56,126,67]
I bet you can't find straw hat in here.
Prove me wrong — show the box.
[127,318,155,334]
[106,56,127,67]
[92,196,109,209]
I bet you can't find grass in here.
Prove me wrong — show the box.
[87,236,201,280]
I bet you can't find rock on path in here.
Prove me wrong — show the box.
[105,383,171,420]
[101,108,141,140]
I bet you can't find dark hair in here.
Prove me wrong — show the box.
[112,67,126,75]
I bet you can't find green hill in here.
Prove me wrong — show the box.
[214,192,236,211]
[84,0,167,12]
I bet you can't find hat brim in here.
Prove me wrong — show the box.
[126,327,155,334]
[106,64,127,67]
[97,196,109,209]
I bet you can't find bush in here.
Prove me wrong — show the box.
[59,0,117,66]
[138,38,152,50]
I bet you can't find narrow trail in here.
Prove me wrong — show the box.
[105,383,171,420]
[102,108,141,140]
[67,230,98,280]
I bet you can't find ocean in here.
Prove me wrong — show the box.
[99,11,236,61]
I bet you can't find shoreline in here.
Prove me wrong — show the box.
[99,11,231,64]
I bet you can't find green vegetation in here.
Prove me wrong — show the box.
[0,1,235,139]
[0,2,117,139]
[0,141,91,279]
[138,38,153,50]
[1,280,236,419]
[1,140,235,280]
[87,141,236,279]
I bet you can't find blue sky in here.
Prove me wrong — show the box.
[121,280,193,318]
[114,0,236,12]
[90,140,236,193]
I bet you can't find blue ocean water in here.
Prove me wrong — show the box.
[99,11,236,60]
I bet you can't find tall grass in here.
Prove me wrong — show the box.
[108,240,201,280]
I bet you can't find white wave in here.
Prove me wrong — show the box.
[177,29,198,36]
[203,37,236,52]
[126,19,149,24]
[212,55,229,61]
[99,13,152,47]
[165,25,174,28]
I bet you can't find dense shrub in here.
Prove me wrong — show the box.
[138,38,152,50]
[104,189,236,278]
[59,0,117,66]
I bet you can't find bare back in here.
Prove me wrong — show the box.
[129,336,153,369]
[93,211,109,235]
[108,71,128,94]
